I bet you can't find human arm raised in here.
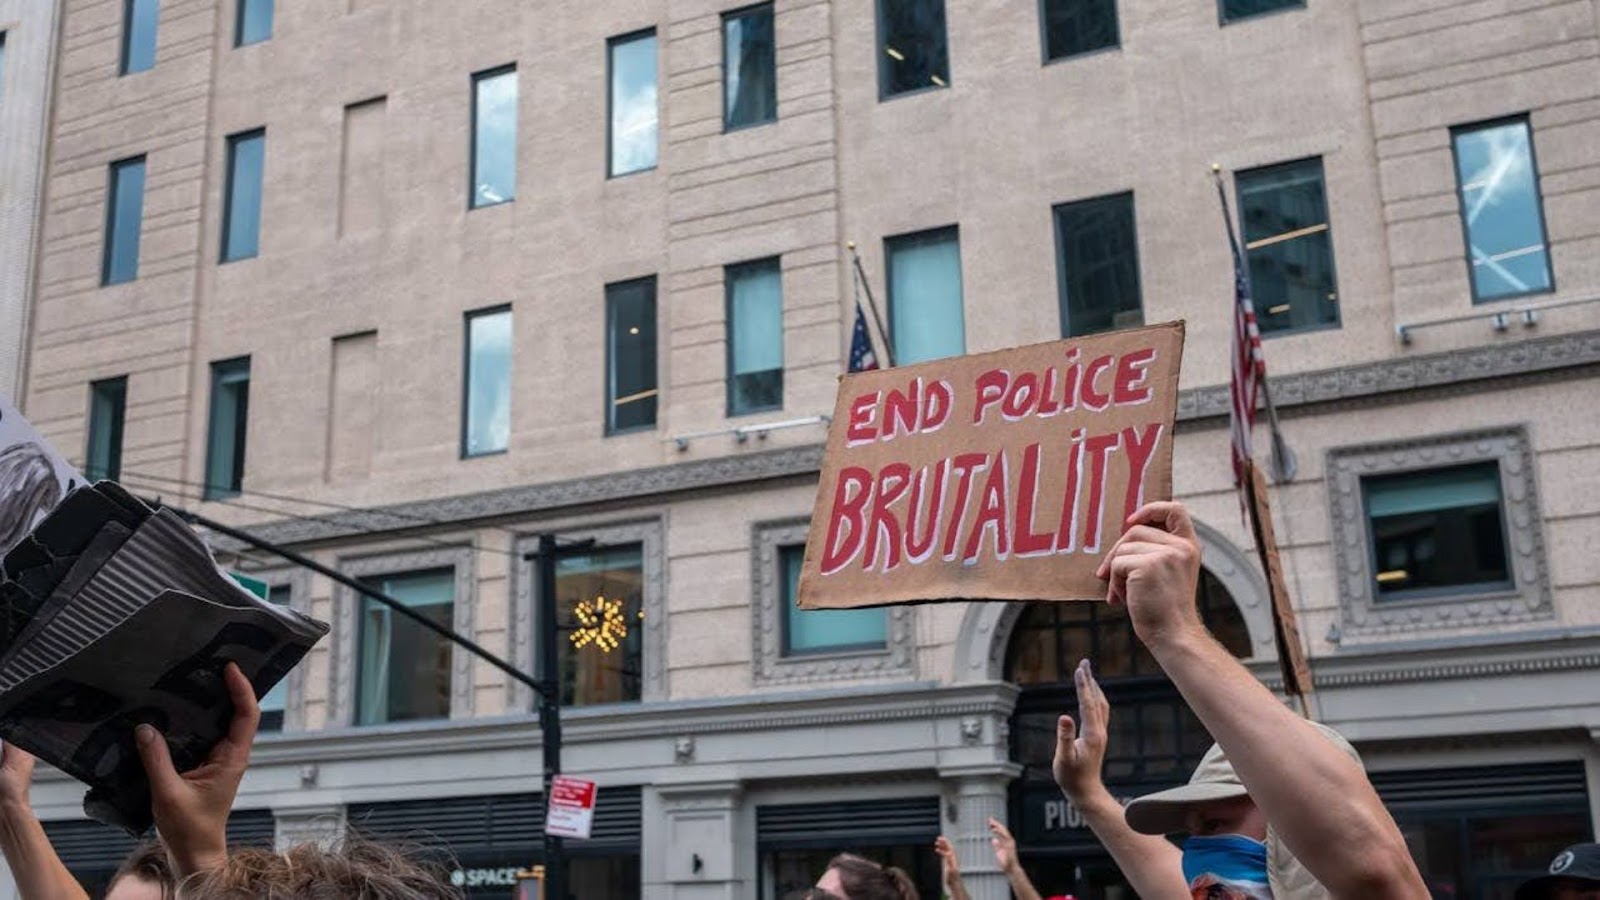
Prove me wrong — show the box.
[0,743,91,900]
[934,836,971,900]
[1052,660,1189,900]
[985,818,1045,900]
[134,662,260,880]
[1098,502,1427,900]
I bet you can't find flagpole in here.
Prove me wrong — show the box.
[847,241,897,369]
[1214,163,1313,715]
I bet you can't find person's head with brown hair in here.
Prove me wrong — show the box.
[176,839,463,900]
[106,839,174,900]
[811,853,918,900]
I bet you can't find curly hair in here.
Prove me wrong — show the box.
[176,839,464,900]
[821,853,918,900]
[109,839,174,898]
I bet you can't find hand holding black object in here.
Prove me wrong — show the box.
[134,662,259,880]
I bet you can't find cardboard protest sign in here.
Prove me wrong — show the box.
[797,321,1185,609]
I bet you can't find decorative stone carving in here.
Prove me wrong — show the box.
[330,546,476,727]
[675,735,695,763]
[960,717,983,746]
[509,519,667,710]
[1325,426,1553,641]
[751,518,916,686]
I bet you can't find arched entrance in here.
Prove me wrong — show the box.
[1002,568,1255,900]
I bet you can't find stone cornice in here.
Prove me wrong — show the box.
[1251,627,1600,692]
[221,329,1600,547]
[226,680,1020,771]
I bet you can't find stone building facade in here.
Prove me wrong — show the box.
[11,0,1600,899]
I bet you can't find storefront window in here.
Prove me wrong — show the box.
[555,544,644,707]
[757,797,941,900]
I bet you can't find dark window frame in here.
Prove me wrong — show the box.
[884,224,964,363]
[101,155,146,287]
[1218,0,1305,26]
[603,275,659,436]
[874,0,951,101]
[469,64,518,210]
[119,0,157,76]
[233,0,272,48]
[1053,190,1144,338]
[1449,113,1557,305]
[724,256,785,418]
[606,28,660,180]
[1037,0,1122,65]
[1232,155,1342,339]
[352,566,456,727]
[721,2,779,132]
[85,376,128,483]
[221,128,265,264]
[460,304,513,459]
[1357,461,1516,605]
[203,356,251,500]
[777,544,888,658]
[551,541,647,707]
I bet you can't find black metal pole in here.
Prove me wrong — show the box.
[534,534,566,900]
[174,507,545,696]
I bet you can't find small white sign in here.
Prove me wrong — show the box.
[545,775,597,840]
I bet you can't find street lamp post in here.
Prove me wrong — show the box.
[532,533,566,900]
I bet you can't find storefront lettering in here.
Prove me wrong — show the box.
[450,867,524,888]
[1041,795,1133,831]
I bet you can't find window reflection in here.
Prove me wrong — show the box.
[877,0,949,97]
[727,258,784,415]
[464,308,512,456]
[887,226,965,364]
[609,32,659,176]
[472,67,518,207]
[1056,192,1144,337]
[724,5,777,129]
[606,277,658,433]
[1362,462,1511,599]
[555,545,644,707]
[1452,118,1553,302]
[1237,157,1339,335]
[1042,0,1119,60]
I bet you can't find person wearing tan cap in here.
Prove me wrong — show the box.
[1048,501,1428,900]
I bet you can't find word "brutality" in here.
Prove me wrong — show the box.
[820,423,1165,575]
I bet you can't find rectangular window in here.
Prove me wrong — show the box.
[1219,0,1302,23]
[887,226,964,364]
[876,0,949,98]
[356,568,454,725]
[1236,157,1339,335]
[1055,192,1143,337]
[1451,117,1553,303]
[235,0,273,46]
[1361,462,1511,600]
[121,0,158,75]
[221,130,265,263]
[779,545,886,655]
[726,258,783,416]
[723,4,777,130]
[471,66,517,208]
[608,31,659,177]
[102,157,146,286]
[258,583,292,730]
[554,545,644,707]
[462,307,512,457]
[605,277,657,434]
[1041,0,1119,61]
[85,377,128,482]
[204,357,250,499]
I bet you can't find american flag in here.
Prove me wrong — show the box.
[1218,177,1264,496]
[848,302,879,373]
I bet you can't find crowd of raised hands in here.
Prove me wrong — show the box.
[935,818,1047,900]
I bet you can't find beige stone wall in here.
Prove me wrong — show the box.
[21,0,1600,718]
[0,0,60,399]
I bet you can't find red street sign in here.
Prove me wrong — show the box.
[545,776,597,840]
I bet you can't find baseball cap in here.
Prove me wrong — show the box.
[1516,844,1600,900]
[1123,721,1359,836]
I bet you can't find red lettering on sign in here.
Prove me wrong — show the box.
[963,451,1012,565]
[864,462,913,571]
[1121,423,1164,521]
[1113,348,1156,406]
[846,392,880,446]
[904,459,949,563]
[973,369,1009,425]
[1013,443,1054,558]
[820,467,873,574]
[942,453,990,560]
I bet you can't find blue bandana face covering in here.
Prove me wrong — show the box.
[1182,834,1272,899]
